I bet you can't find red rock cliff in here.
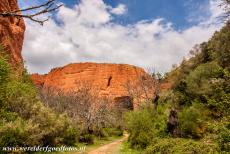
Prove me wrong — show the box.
[31,63,156,108]
[0,0,25,64]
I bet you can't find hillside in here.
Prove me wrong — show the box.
[124,22,230,153]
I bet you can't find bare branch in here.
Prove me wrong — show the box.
[0,0,63,25]
[219,0,230,21]
[13,0,56,13]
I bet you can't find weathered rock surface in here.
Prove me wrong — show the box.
[160,82,172,91]
[0,0,25,64]
[31,63,156,108]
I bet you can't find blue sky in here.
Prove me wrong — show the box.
[62,0,208,26]
[20,0,210,29]
[19,0,223,74]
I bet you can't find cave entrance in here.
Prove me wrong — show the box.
[114,96,134,111]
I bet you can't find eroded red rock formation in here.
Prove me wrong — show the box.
[31,63,156,108]
[0,0,25,65]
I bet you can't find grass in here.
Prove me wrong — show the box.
[119,141,141,154]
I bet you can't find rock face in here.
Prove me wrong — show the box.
[160,82,172,91]
[0,0,25,64]
[31,63,156,108]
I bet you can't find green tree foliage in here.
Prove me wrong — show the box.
[125,104,168,149]
[179,103,209,138]
[0,49,78,148]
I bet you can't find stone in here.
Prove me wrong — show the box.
[31,63,156,108]
[0,0,25,65]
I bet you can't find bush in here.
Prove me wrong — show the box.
[125,108,155,149]
[0,53,79,147]
[125,104,168,149]
[0,117,29,147]
[79,134,95,144]
[218,123,230,152]
[103,127,123,137]
[207,119,230,153]
[144,138,219,154]
[179,103,208,138]
[62,127,79,146]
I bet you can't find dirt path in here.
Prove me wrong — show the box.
[88,134,128,154]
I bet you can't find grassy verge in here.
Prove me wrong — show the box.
[119,141,141,154]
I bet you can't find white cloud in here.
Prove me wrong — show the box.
[209,0,224,20]
[110,4,127,15]
[22,0,224,74]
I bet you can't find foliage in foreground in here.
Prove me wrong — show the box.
[125,104,168,149]
[144,138,219,154]
[0,50,78,148]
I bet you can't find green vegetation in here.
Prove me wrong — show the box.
[125,22,230,153]
[144,138,219,154]
[0,48,78,150]
[1,2,230,153]
[120,141,141,154]
[0,48,124,153]
[125,104,168,149]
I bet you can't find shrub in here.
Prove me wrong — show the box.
[185,62,223,97]
[218,122,230,152]
[0,56,11,105]
[125,107,155,149]
[208,119,230,153]
[103,127,123,137]
[62,127,79,146]
[179,103,208,138]
[79,134,95,145]
[0,117,29,147]
[144,138,219,154]
[125,104,168,149]
[0,53,79,147]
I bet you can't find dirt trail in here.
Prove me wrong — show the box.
[88,134,128,154]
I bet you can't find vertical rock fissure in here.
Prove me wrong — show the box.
[107,76,112,87]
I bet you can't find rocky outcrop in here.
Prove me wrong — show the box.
[31,73,46,87]
[160,81,172,91]
[31,63,156,108]
[0,0,25,64]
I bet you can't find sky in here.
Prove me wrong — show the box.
[18,0,224,74]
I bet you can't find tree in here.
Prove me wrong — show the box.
[124,68,161,109]
[37,82,119,137]
[220,0,230,21]
[0,0,63,25]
